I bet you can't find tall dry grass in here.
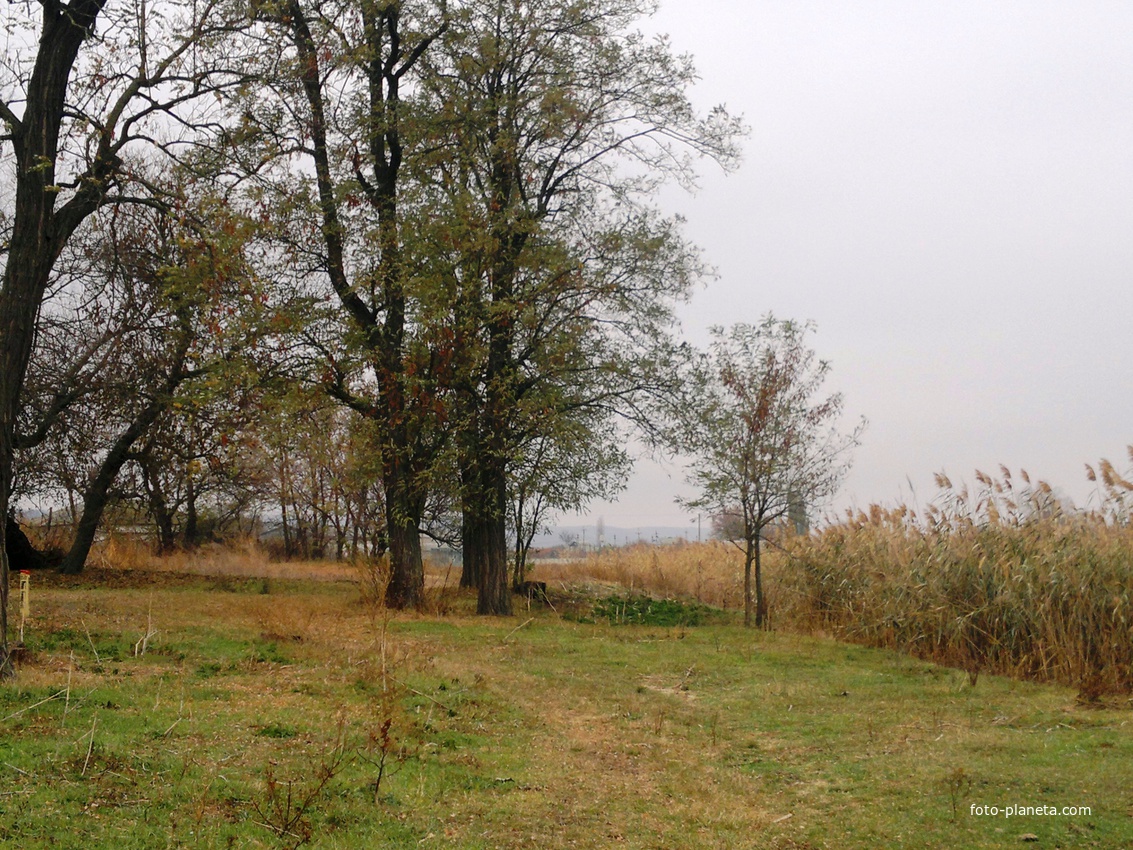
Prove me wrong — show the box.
[82,533,460,610]
[85,533,361,581]
[779,491,1133,697]
[537,539,749,609]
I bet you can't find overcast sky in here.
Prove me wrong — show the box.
[569,0,1133,530]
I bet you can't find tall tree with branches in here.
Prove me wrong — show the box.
[239,0,450,608]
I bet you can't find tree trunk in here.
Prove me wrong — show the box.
[385,486,424,609]
[743,538,754,628]
[475,463,512,616]
[0,0,114,669]
[59,454,126,574]
[382,435,425,607]
[512,531,527,589]
[512,489,543,588]
[142,457,177,554]
[182,477,200,548]
[0,478,11,679]
[754,535,768,629]
[60,396,173,573]
[511,487,526,587]
[61,487,116,575]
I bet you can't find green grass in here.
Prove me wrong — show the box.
[581,594,720,626]
[1,575,1130,848]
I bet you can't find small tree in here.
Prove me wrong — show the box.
[681,317,864,628]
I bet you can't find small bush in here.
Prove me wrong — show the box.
[256,723,299,739]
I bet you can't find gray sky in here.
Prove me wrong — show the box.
[571,0,1133,529]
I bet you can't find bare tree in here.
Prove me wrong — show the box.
[253,388,388,561]
[680,317,865,628]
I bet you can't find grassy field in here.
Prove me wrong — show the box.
[1,566,1129,849]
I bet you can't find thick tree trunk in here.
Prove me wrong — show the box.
[457,438,511,615]
[0,0,112,674]
[478,526,510,615]
[381,405,425,606]
[475,473,512,616]
[384,480,424,609]
[458,445,516,615]
[373,388,426,605]
[61,489,115,575]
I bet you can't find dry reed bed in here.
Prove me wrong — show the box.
[536,540,748,609]
[89,534,362,581]
[779,507,1133,697]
